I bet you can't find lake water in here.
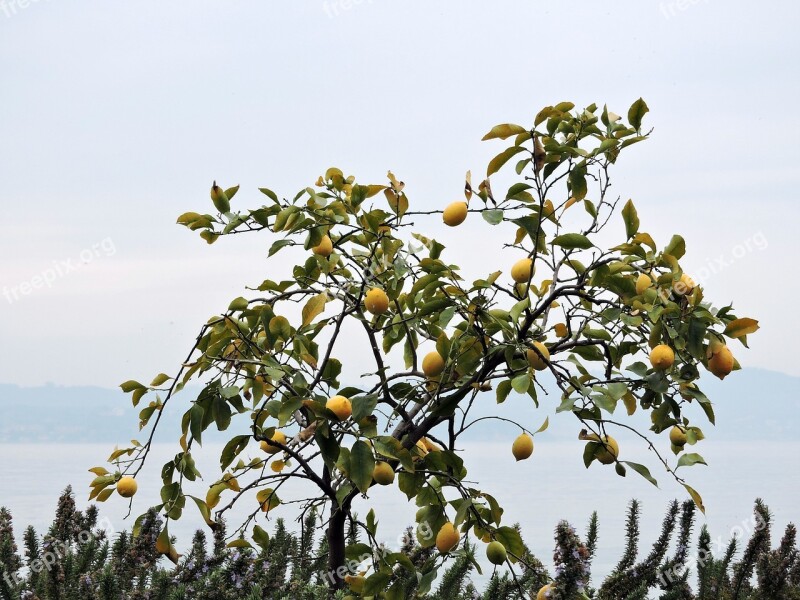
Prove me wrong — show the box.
[1,441,797,590]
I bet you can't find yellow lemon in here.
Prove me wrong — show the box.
[649,344,675,370]
[372,462,395,486]
[312,234,333,257]
[708,345,735,380]
[116,476,138,498]
[636,273,652,295]
[364,288,390,315]
[435,522,461,554]
[443,201,468,226]
[672,273,695,296]
[511,258,534,284]
[670,426,688,447]
[587,434,619,465]
[526,341,550,371]
[344,575,365,593]
[326,395,353,420]
[422,351,446,377]
[260,430,287,454]
[421,437,441,453]
[512,433,534,461]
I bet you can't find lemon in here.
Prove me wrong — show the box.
[672,273,695,296]
[708,345,735,380]
[372,462,395,486]
[326,395,353,420]
[670,426,688,447]
[435,522,460,554]
[511,258,534,284]
[537,585,553,600]
[312,235,333,257]
[260,430,287,454]
[116,476,138,498]
[364,288,390,315]
[486,540,508,565]
[587,434,619,465]
[649,344,675,370]
[636,273,652,295]
[512,433,534,461]
[422,351,446,377]
[526,341,550,371]
[443,202,468,226]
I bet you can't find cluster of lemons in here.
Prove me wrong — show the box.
[640,272,735,380]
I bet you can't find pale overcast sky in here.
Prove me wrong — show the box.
[1,1,798,387]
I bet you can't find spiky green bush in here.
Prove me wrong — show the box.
[1,488,798,600]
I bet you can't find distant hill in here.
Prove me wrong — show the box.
[0,368,796,444]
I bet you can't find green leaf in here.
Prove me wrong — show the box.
[315,428,340,467]
[511,373,530,394]
[487,146,526,177]
[252,525,270,549]
[189,495,215,527]
[350,440,375,494]
[628,98,649,131]
[268,239,294,257]
[509,297,530,322]
[494,526,526,560]
[258,187,279,202]
[364,572,392,596]
[482,209,504,225]
[213,397,232,431]
[677,453,708,469]
[398,471,424,500]
[621,199,639,239]
[568,162,588,200]
[352,395,378,422]
[496,380,512,404]
[189,404,205,445]
[301,293,327,326]
[481,124,527,141]
[219,435,250,471]
[664,235,686,259]
[552,233,593,250]
[345,542,372,561]
[224,185,240,200]
[150,373,171,387]
[177,211,203,225]
[228,297,249,311]
[622,461,658,487]
[120,380,145,393]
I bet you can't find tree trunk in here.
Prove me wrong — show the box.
[326,503,349,594]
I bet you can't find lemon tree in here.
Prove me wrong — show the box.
[90,100,758,596]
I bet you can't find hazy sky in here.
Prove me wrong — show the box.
[1,1,798,387]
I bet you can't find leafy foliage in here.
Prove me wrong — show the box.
[91,100,758,593]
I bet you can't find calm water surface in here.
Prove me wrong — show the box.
[1,441,797,587]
